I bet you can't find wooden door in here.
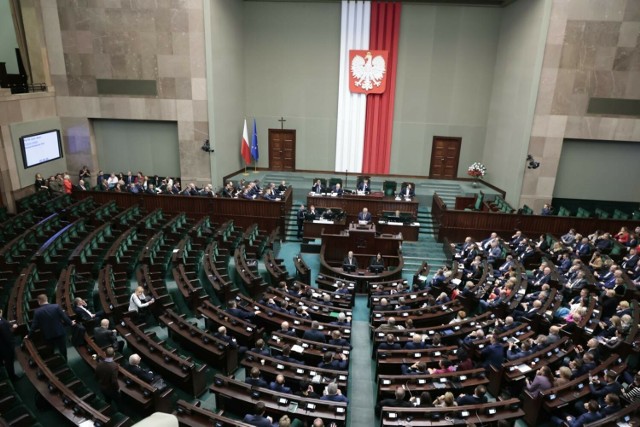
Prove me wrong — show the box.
[429,136,461,179]
[268,129,296,171]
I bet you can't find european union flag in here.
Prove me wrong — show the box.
[251,119,259,161]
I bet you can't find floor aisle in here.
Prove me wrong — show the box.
[347,296,376,427]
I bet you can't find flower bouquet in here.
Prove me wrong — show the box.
[467,162,486,178]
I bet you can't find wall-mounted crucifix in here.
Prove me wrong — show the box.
[278,117,286,129]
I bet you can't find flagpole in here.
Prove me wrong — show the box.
[253,159,258,173]
[243,165,248,176]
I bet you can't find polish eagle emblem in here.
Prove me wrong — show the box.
[349,50,388,94]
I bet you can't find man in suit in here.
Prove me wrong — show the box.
[328,330,350,347]
[125,353,155,383]
[576,238,592,257]
[243,402,275,427]
[532,267,552,287]
[456,385,488,406]
[95,347,121,410]
[245,367,269,388]
[562,229,577,245]
[279,321,297,337]
[321,383,348,403]
[28,294,75,360]
[563,270,587,298]
[302,321,326,343]
[404,334,425,350]
[331,183,343,195]
[622,248,639,271]
[275,345,304,365]
[311,179,323,193]
[480,334,505,370]
[296,204,306,239]
[375,387,412,415]
[0,309,18,380]
[318,351,348,370]
[226,299,256,320]
[496,255,515,276]
[94,319,125,353]
[401,183,415,198]
[269,374,292,394]
[357,207,372,223]
[73,297,104,322]
[307,204,318,220]
[357,179,371,193]
[343,251,358,269]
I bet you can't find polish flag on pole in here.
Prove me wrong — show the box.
[241,119,251,164]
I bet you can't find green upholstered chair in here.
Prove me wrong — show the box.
[383,181,397,197]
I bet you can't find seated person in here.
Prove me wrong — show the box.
[306,205,319,220]
[321,383,348,403]
[456,385,488,405]
[311,179,323,193]
[357,179,371,193]
[317,351,348,370]
[250,339,271,357]
[245,367,268,388]
[125,353,157,384]
[277,180,288,193]
[73,297,104,321]
[226,299,256,320]
[357,207,372,223]
[302,321,326,343]
[275,345,304,365]
[321,209,336,220]
[328,330,350,347]
[400,183,415,198]
[369,253,384,271]
[93,319,125,353]
[343,251,358,269]
[269,374,292,394]
[331,183,343,196]
[243,402,276,427]
[376,386,412,414]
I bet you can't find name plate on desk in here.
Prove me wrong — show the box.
[313,219,333,224]
[388,221,403,226]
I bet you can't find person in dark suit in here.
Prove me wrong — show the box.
[226,299,255,320]
[269,374,292,394]
[93,319,125,353]
[564,400,603,427]
[331,183,343,195]
[73,297,104,322]
[369,253,384,270]
[357,179,371,193]
[278,321,297,337]
[575,238,592,257]
[275,345,304,365]
[28,294,75,360]
[357,207,372,223]
[245,367,269,388]
[401,183,415,198]
[328,330,350,347]
[277,180,288,193]
[95,347,121,410]
[317,351,348,370]
[404,334,425,350]
[302,321,326,343]
[0,309,18,380]
[480,335,505,370]
[540,203,553,216]
[456,385,488,406]
[242,402,275,427]
[125,353,155,383]
[250,339,271,357]
[311,180,323,193]
[296,204,306,239]
[343,251,358,269]
[375,386,412,414]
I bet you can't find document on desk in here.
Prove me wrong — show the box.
[291,344,304,354]
[516,364,532,373]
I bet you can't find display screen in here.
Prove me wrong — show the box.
[19,130,63,169]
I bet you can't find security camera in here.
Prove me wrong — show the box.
[201,139,213,153]
[526,155,540,169]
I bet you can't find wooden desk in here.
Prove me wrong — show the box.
[73,188,292,240]
[307,193,418,219]
[377,220,420,241]
[303,218,347,239]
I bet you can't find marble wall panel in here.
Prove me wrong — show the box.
[520,0,640,208]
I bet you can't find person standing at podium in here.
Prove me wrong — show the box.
[343,251,358,269]
[358,207,372,223]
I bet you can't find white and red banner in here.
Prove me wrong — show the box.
[349,50,387,94]
[240,119,251,164]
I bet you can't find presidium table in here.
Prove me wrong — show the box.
[319,223,404,293]
[305,192,420,241]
